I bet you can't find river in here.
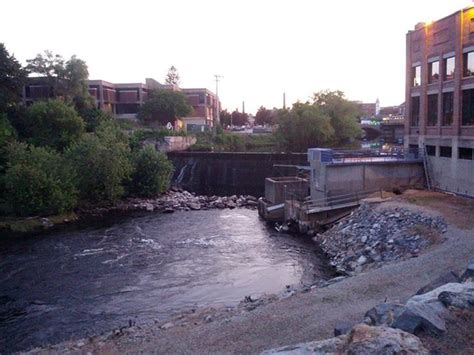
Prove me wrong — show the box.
[0,208,332,353]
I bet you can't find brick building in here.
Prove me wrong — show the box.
[405,6,474,197]
[23,77,218,131]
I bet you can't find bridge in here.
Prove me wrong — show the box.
[360,117,405,143]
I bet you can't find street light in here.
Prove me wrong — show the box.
[214,75,223,137]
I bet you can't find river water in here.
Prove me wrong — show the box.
[0,209,332,353]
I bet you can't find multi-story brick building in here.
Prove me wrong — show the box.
[181,88,218,132]
[23,77,218,131]
[405,6,474,197]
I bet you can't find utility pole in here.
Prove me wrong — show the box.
[214,75,223,137]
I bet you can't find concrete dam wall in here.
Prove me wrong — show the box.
[167,152,308,196]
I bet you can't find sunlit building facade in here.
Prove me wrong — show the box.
[405,6,474,197]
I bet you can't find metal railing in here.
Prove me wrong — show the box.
[329,147,422,164]
[303,189,382,212]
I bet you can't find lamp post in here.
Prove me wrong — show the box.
[214,75,223,137]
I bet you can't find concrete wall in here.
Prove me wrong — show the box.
[167,152,308,196]
[157,136,197,152]
[311,161,425,199]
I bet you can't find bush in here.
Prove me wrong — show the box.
[78,107,112,132]
[66,121,133,204]
[3,142,77,216]
[25,99,85,151]
[130,146,173,197]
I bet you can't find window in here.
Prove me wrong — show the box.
[443,57,455,81]
[410,96,420,126]
[199,93,205,104]
[440,146,452,157]
[412,66,421,86]
[462,89,474,125]
[459,147,473,160]
[464,52,474,77]
[427,94,438,126]
[116,103,140,114]
[426,145,436,156]
[428,61,439,83]
[442,92,454,126]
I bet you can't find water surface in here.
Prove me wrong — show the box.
[0,209,331,352]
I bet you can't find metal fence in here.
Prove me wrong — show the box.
[303,189,382,212]
[330,147,422,164]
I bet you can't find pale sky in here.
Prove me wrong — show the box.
[1,0,471,114]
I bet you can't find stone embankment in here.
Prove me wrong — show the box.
[313,203,447,275]
[3,189,259,235]
[111,188,259,214]
[263,260,474,354]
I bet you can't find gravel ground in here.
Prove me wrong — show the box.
[29,193,474,355]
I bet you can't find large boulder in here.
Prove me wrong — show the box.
[392,301,447,335]
[438,283,474,310]
[261,335,347,354]
[415,271,460,295]
[393,282,474,335]
[261,325,428,354]
[347,324,428,355]
[461,259,474,282]
[364,303,405,326]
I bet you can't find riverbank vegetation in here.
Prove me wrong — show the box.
[189,90,362,153]
[0,44,174,219]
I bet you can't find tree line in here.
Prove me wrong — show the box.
[0,44,173,217]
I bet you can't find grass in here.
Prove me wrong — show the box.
[0,212,78,234]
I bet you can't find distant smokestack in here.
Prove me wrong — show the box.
[283,92,286,110]
[242,101,245,114]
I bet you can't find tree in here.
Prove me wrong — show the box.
[3,142,77,216]
[230,110,248,126]
[275,102,334,152]
[138,89,192,126]
[26,51,93,108]
[313,90,362,144]
[24,99,85,151]
[130,146,173,197]
[165,65,181,86]
[255,106,276,126]
[0,113,17,173]
[220,109,232,127]
[66,121,133,204]
[0,43,28,112]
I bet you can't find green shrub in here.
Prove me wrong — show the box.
[25,99,85,151]
[66,121,133,204]
[3,142,77,216]
[130,146,173,197]
[78,107,112,132]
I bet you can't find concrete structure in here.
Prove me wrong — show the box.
[23,77,218,131]
[405,6,474,197]
[307,148,425,200]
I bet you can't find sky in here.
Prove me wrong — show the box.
[1,0,471,114]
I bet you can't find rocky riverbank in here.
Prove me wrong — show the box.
[0,188,259,235]
[263,259,474,354]
[313,202,447,275]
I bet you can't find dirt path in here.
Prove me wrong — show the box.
[31,192,474,355]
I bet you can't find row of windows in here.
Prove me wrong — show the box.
[410,89,474,126]
[425,145,473,160]
[412,56,454,86]
[411,51,474,86]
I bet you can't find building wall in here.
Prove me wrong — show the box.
[23,78,218,127]
[310,162,424,200]
[405,7,474,197]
